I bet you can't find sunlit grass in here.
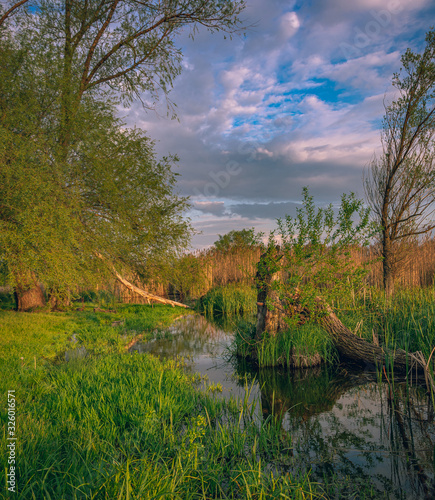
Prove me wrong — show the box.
[0,304,189,392]
[0,304,323,499]
[199,283,257,317]
[336,287,435,357]
[233,319,338,369]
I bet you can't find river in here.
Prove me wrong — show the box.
[130,314,435,499]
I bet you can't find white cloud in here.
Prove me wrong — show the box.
[279,12,300,40]
[122,0,435,248]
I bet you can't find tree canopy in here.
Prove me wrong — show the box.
[269,187,374,319]
[214,228,263,252]
[0,0,246,307]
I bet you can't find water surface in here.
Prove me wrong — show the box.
[131,314,435,499]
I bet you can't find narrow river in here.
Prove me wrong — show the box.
[131,314,435,500]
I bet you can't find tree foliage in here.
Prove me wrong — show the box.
[268,188,374,320]
[0,0,246,304]
[365,28,435,295]
[214,228,263,253]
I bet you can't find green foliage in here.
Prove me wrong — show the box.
[0,37,191,298]
[214,228,264,252]
[233,319,338,368]
[0,290,14,310]
[0,0,248,302]
[273,187,376,317]
[166,253,209,302]
[199,283,257,317]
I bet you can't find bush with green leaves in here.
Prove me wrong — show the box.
[268,187,377,322]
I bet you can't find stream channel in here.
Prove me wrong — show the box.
[130,313,435,499]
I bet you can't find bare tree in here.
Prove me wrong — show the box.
[365,28,435,296]
[0,0,30,27]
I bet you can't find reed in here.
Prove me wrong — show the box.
[83,238,435,309]
[199,283,257,317]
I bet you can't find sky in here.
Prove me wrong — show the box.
[124,0,435,249]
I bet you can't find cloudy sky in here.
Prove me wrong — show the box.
[125,0,435,249]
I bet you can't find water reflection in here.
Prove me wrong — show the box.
[132,314,435,499]
[130,314,253,400]
[253,364,435,499]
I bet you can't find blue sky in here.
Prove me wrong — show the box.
[125,0,435,248]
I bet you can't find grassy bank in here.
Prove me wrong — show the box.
[0,304,322,499]
[0,303,189,393]
[231,286,435,375]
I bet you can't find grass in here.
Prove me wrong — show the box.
[199,283,257,318]
[230,285,435,374]
[337,287,435,358]
[0,303,323,499]
[0,303,190,394]
[233,320,338,369]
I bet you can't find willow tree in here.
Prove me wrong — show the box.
[0,0,246,309]
[0,81,191,309]
[365,29,435,296]
[11,0,246,156]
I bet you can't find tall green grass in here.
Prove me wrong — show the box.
[3,353,324,499]
[233,320,338,369]
[337,287,435,357]
[0,305,323,499]
[199,283,257,318]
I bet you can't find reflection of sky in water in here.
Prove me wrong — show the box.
[131,314,260,401]
[131,314,435,499]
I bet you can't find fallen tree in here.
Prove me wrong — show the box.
[254,251,433,379]
[252,189,435,377]
[114,271,190,309]
[95,253,190,309]
[315,297,431,375]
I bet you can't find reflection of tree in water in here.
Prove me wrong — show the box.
[138,314,435,498]
[134,314,231,359]
[233,358,435,499]
[384,386,435,499]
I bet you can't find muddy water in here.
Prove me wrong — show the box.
[131,314,435,499]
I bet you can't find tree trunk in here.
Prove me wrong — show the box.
[255,246,285,341]
[14,283,45,311]
[316,298,428,373]
[49,291,70,311]
[95,252,190,308]
[253,250,430,375]
[382,233,395,296]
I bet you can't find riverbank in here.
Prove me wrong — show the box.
[0,305,322,499]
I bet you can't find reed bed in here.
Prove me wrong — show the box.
[199,283,257,318]
[86,239,435,305]
[336,287,435,357]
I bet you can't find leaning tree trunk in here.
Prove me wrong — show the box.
[315,298,426,373]
[94,253,190,309]
[254,249,430,375]
[114,272,190,308]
